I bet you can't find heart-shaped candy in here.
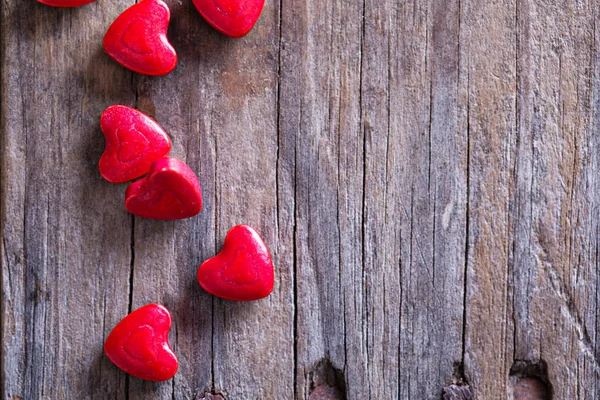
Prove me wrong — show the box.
[104,304,178,381]
[103,0,177,76]
[37,0,95,7]
[99,105,172,183]
[192,0,265,38]
[197,225,274,301]
[125,157,202,220]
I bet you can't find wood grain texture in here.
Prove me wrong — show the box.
[2,0,600,398]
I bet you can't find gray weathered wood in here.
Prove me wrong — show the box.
[3,0,600,398]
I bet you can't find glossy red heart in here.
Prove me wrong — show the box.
[103,0,177,76]
[99,105,172,183]
[125,157,202,220]
[37,0,95,7]
[192,0,265,38]
[104,304,178,381]
[197,225,274,301]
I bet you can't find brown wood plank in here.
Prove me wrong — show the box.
[463,0,600,398]
[3,0,600,398]
[278,0,366,397]
[124,0,294,397]
[461,0,518,396]
[508,0,599,397]
[1,0,137,398]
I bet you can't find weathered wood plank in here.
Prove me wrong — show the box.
[1,0,136,398]
[4,0,600,398]
[279,0,366,397]
[461,0,517,396]
[463,0,600,398]
[508,0,599,398]
[394,0,468,396]
[126,0,294,398]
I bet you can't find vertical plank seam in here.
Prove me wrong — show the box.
[126,25,139,397]
[293,94,299,400]
[429,3,436,317]
[525,36,535,366]
[0,0,6,391]
[171,355,176,400]
[461,65,470,375]
[336,56,346,376]
[0,56,5,399]
[41,194,50,398]
[99,290,108,400]
[273,0,296,397]
[427,80,433,194]
[456,0,470,379]
[0,240,7,398]
[127,215,135,315]
[23,12,35,397]
[170,222,176,400]
[385,15,395,396]
[503,0,516,376]
[595,5,600,384]
[211,111,217,393]
[275,0,283,262]
[125,215,134,400]
[293,185,298,399]
[408,186,415,397]
[358,0,368,393]
[512,0,520,366]
[431,187,436,292]
[210,296,215,392]
[595,224,600,392]
[393,5,401,395]
[384,3,392,225]
[397,245,402,397]
[591,9,599,396]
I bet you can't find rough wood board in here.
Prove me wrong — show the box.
[2,0,600,399]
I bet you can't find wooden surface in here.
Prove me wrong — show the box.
[2,0,600,398]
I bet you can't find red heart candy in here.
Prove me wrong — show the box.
[192,0,265,38]
[103,0,177,76]
[36,0,95,7]
[104,304,178,381]
[197,225,274,301]
[99,105,172,183]
[125,157,202,220]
